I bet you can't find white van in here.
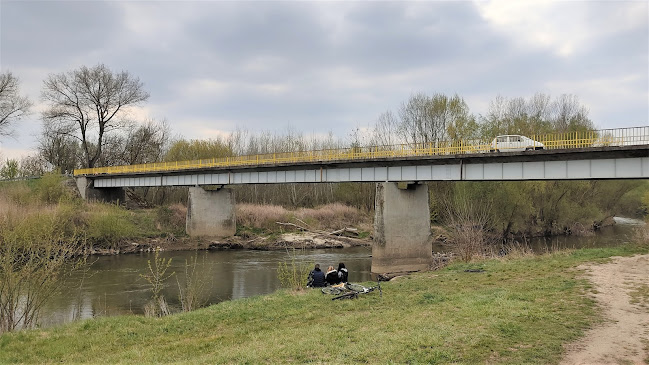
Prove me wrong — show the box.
[490,135,544,152]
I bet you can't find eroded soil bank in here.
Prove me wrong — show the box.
[561,254,649,365]
[90,232,371,255]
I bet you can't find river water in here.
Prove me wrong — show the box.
[38,220,642,329]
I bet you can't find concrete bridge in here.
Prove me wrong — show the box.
[74,127,649,274]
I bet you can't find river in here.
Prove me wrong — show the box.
[38,220,642,329]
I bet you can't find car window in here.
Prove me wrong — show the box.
[512,136,522,142]
[497,136,507,142]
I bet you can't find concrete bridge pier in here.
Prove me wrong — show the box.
[75,177,125,204]
[372,182,432,275]
[186,186,236,237]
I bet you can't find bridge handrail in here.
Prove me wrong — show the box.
[73,126,649,177]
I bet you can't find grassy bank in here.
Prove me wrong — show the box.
[1,244,647,364]
[0,176,372,252]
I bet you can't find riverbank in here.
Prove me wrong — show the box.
[1,243,647,363]
[97,231,371,255]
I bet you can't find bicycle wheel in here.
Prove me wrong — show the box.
[344,283,366,292]
[332,292,358,300]
[321,287,342,295]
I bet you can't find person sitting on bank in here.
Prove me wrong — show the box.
[325,265,340,286]
[337,262,348,283]
[307,264,326,288]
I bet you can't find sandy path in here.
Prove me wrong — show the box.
[561,254,649,365]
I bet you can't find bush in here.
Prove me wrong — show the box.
[277,249,313,290]
[85,203,137,248]
[0,205,87,333]
[31,173,76,204]
[156,204,187,234]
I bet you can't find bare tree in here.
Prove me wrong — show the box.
[441,189,495,262]
[552,94,593,132]
[41,64,149,168]
[96,119,171,167]
[0,72,32,137]
[398,93,472,145]
[38,125,82,174]
[371,110,399,146]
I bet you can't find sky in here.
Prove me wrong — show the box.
[0,0,647,160]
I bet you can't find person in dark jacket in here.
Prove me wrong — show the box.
[337,262,348,283]
[325,265,340,286]
[307,264,326,288]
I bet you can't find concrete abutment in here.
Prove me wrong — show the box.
[186,186,236,237]
[75,177,125,204]
[372,182,432,275]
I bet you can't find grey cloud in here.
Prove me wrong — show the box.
[0,0,646,158]
[0,1,123,69]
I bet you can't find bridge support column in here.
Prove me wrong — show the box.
[75,177,125,204]
[372,182,432,275]
[186,186,236,237]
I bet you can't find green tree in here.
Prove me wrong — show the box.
[0,159,19,179]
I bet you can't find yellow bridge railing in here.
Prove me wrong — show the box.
[74,126,649,177]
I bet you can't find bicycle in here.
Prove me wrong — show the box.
[326,282,382,300]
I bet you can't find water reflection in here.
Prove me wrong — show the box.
[38,222,640,329]
[39,247,373,328]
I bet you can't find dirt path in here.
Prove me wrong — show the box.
[561,254,649,365]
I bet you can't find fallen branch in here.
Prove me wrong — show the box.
[275,222,312,232]
[275,222,360,237]
[329,227,359,237]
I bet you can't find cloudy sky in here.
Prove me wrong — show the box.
[0,0,647,159]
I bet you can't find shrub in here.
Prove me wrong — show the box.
[140,250,174,317]
[0,206,87,333]
[31,173,76,204]
[156,204,187,233]
[277,249,313,290]
[85,203,137,248]
[177,253,209,312]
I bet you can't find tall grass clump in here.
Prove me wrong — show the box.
[633,222,649,247]
[237,203,290,231]
[295,203,368,230]
[0,206,87,333]
[277,249,313,290]
[0,181,31,206]
[237,203,371,235]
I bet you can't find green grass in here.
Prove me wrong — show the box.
[1,244,647,364]
[629,283,649,309]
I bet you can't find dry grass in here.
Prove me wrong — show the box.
[295,203,366,229]
[633,223,649,246]
[236,203,370,232]
[236,203,290,230]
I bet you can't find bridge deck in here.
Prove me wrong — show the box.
[75,127,649,179]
